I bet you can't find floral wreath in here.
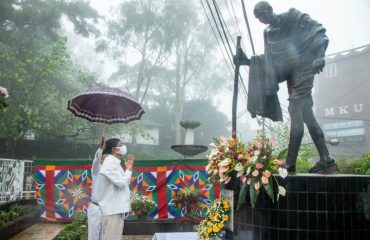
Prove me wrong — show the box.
[206,135,287,208]
[197,198,230,240]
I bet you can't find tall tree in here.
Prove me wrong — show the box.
[0,0,100,156]
[96,0,167,103]
[160,0,228,144]
[97,0,230,145]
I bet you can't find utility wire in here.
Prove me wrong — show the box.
[211,0,249,99]
[199,0,234,78]
[204,0,233,66]
[212,0,234,57]
[201,0,253,133]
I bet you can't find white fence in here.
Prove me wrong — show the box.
[0,158,35,204]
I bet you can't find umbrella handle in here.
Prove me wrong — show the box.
[103,124,106,138]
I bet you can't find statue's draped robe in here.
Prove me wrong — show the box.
[247,8,328,121]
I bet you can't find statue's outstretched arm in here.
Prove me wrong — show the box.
[233,47,250,66]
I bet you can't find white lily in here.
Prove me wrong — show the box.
[278,167,288,178]
[245,166,251,176]
[278,186,286,196]
[234,162,243,171]
[218,158,231,166]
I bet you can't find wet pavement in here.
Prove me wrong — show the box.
[9,222,66,240]
[8,222,153,240]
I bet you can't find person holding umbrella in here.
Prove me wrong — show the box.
[88,137,105,240]
[94,138,134,240]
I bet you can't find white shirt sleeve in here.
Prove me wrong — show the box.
[91,148,103,176]
[100,158,132,189]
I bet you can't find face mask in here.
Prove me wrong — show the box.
[116,145,127,156]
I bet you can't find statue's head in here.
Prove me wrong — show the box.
[254,1,274,24]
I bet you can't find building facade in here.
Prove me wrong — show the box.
[314,45,370,157]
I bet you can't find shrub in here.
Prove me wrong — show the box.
[55,213,87,240]
[0,203,35,227]
[131,193,156,218]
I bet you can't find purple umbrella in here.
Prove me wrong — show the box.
[67,85,145,124]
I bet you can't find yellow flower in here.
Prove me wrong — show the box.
[212,224,220,233]
[227,138,238,147]
[217,222,224,228]
[222,215,229,221]
[207,227,212,233]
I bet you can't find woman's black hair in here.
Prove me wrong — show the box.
[102,138,121,155]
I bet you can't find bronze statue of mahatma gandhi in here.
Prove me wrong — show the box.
[234,1,339,174]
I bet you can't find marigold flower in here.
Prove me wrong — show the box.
[217,222,224,228]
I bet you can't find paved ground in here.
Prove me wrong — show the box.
[9,222,66,240]
[9,222,153,240]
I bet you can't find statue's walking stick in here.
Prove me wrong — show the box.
[232,36,242,139]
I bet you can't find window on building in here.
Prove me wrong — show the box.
[325,63,337,78]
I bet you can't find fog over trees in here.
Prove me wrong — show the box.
[0,0,232,159]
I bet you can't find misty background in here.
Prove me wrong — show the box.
[0,0,369,160]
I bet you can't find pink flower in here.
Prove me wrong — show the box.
[240,175,247,184]
[219,165,229,173]
[254,150,260,156]
[262,176,269,184]
[252,170,259,177]
[247,178,251,185]
[254,182,261,191]
[256,163,264,169]
[263,170,271,178]
[237,154,244,160]
[256,141,263,149]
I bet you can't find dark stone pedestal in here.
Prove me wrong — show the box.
[231,174,370,240]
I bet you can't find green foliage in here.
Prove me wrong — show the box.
[0,0,102,155]
[0,97,7,110]
[295,145,316,173]
[265,120,290,155]
[237,184,249,211]
[56,213,87,240]
[337,155,370,174]
[0,204,35,227]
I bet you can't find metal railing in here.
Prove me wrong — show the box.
[0,158,35,204]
